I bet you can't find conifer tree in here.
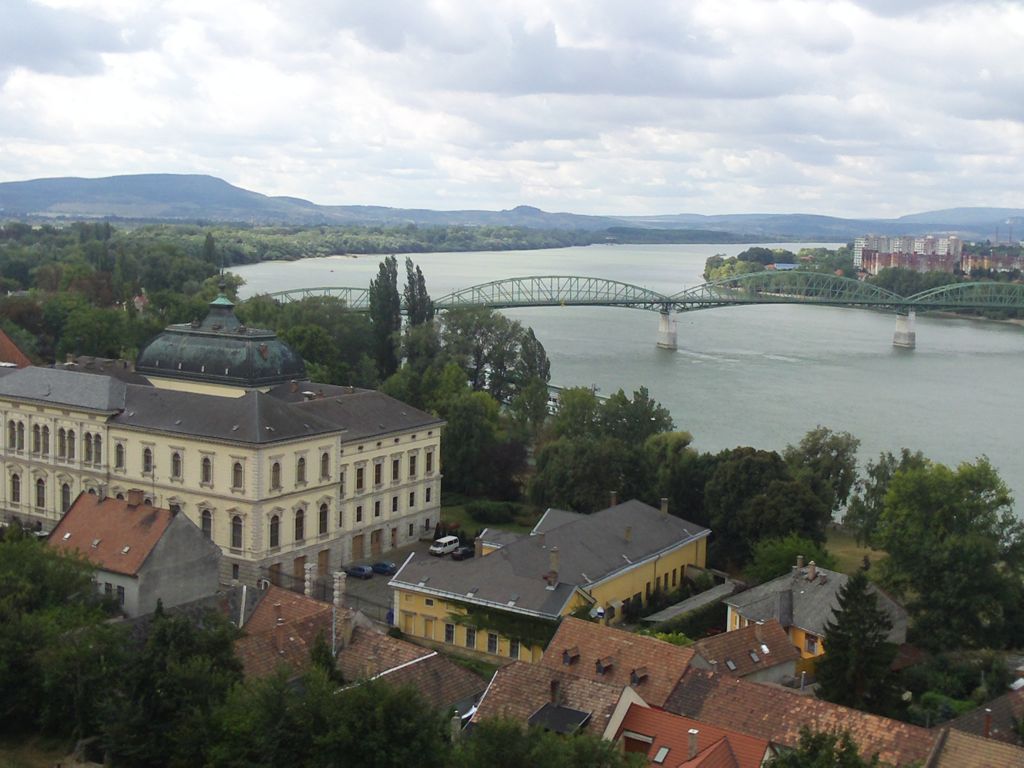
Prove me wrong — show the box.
[815,569,898,713]
[368,255,401,378]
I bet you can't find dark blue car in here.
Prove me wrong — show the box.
[371,561,397,575]
[344,564,373,580]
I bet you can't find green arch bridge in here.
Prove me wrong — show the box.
[263,272,1024,350]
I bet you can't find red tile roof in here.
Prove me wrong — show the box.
[335,625,432,682]
[539,617,694,707]
[48,493,174,576]
[617,704,770,768]
[665,669,936,766]
[0,328,32,368]
[691,620,799,678]
[234,586,334,679]
[373,649,487,712]
[471,660,624,735]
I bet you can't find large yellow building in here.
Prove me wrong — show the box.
[389,500,709,662]
[0,292,443,586]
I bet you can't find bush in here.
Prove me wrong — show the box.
[465,500,518,525]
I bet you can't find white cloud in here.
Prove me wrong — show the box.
[0,0,1022,216]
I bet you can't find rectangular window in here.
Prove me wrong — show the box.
[392,458,400,482]
[804,634,819,654]
[444,623,455,644]
[408,492,415,508]
[672,568,677,588]
[409,454,417,477]
[391,496,398,513]
[408,523,413,537]
[465,627,476,649]
[374,501,381,518]
[355,505,363,523]
[487,633,499,654]
[425,487,432,504]
[116,585,125,606]
[339,468,346,497]
[374,463,382,486]
[510,639,520,660]
[356,466,365,492]
[425,598,434,606]
[426,451,433,474]
[104,582,112,596]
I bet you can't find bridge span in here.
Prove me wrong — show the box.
[263,272,1024,350]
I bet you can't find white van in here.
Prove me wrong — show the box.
[429,535,460,556]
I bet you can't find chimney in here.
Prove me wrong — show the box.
[660,497,669,516]
[624,526,632,544]
[550,678,561,705]
[450,713,462,742]
[126,488,144,507]
[289,380,299,393]
[538,531,546,547]
[304,562,316,598]
[796,554,804,568]
[97,484,107,502]
[807,560,817,581]
[609,490,618,507]
[984,708,992,738]
[688,728,699,759]
[549,546,560,582]
[474,537,483,558]
[333,571,347,609]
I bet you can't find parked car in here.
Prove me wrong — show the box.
[344,564,373,579]
[451,545,475,561]
[429,535,460,556]
[371,561,397,575]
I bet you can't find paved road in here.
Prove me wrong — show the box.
[343,539,434,622]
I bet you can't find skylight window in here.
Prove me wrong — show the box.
[91,538,101,548]
[749,650,761,663]
[62,532,71,540]
[121,545,131,554]
[653,746,670,764]
[761,643,770,654]
[725,659,737,671]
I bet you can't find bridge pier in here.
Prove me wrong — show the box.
[893,311,916,350]
[657,309,677,350]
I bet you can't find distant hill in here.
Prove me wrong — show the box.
[0,173,1019,241]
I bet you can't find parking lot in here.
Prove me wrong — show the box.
[342,538,434,623]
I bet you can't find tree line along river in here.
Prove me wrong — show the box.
[234,243,1024,515]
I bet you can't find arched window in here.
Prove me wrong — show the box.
[16,422,24,450]
[171,452,182,479]
[115,443,125,469]
[84,432,93,463]
[7,420,15,449]
[296,457,306,483]
[67,430,75,459]
[294,509,305,542]
[32,425,40,453]
[35,477,45,508]
[61,483,71,512]
[201,509,212,539]
[231,515,243,549]
[270,515,280,548]
[319,503,328,535]
[10,473,20,503]
[271,462,281,490]
[115,492,124,500]
[143,447,153,474]
[232,462,243,489]
[93,434,101,464]
[41,426,49,456]
[58,428,66,458]
[144,497,152,505]
[201,457,212,484]
[320,452,330,480]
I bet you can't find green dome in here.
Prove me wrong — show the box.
[135,294,306,388]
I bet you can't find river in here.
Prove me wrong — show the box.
[233,244,1024,512]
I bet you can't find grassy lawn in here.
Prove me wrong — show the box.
[0,738,71,768]
[441,503,537,536]
[826,526,886,574]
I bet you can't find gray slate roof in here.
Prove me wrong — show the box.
[392,500,710,617]
[532,508,584,534]
[725,566,907,642]
[0,366,126,411]
[113,382,443,445]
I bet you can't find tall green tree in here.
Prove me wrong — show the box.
[403,256,434,326]
[368,255,401,378]
[784,426,860,515]
[875,457,1024,650]
[770,727,879,767]
[816,570,899,713]
[745,534,837,584]
[599,386,674,444]
[843,449,926,546]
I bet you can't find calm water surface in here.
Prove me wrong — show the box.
[235,244,1024,511]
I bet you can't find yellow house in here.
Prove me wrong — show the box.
[0,292,443,586]
[724,561,908,662]
[389,500,709,662]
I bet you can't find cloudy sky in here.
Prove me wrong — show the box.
[1,0,1022,217]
